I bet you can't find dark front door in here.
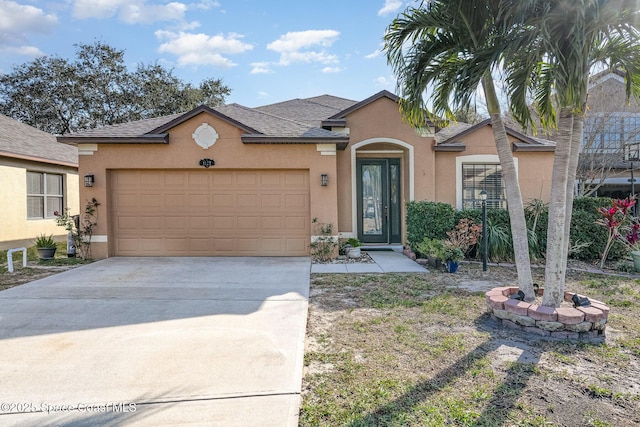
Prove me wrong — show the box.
[356,159,401,244]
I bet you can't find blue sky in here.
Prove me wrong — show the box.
[0,0,411,107]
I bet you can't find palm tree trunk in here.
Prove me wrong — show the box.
[482,74,535,301]
[543,107,574,307]
[559,114,584,289]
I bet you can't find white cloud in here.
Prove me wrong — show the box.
[72,0,187,24]
[250,62,273,74]
[267,30,340,66]
[322,66,342,73]
[375,76,394,87]
[377,0,402,16]
[366,49,382,59]
[0,45,45,57]
[156,30,253,68]
[0,1,57,41]
[193,0,220,10]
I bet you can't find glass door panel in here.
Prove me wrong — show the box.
[357,159,400,244]
[361,163,384,238]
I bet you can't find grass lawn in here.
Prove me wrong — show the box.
[301,264,640,426]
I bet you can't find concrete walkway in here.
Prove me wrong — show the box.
[311,250,428,273]
[0,257,310,427]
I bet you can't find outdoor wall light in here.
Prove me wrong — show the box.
[84,174,95,187]
[321,173,328,187]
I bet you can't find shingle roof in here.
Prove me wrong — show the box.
[0,114,77,166]
[61,113,183,138]
[58,95,357,143]
[255,95,357,126]
[435,119,555,151]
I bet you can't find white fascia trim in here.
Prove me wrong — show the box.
[316,144,337,156]
[357,150,405,154]
[455,154,518,210]
[78,144,98,156]
[351,138,415,237]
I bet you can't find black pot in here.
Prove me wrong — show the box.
[37,247,57,260]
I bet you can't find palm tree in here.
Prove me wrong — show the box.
[386,0,640,307]
[502,0,640,306]
[384,1,537,301]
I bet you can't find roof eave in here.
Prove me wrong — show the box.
[321,119,347,128]
[512,142,555,152]
[0,150,78,168]
[241,135,350,150]
[57,134,169,144]
[433,143,466,152]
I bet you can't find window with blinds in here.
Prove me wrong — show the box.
[27,172,64,219]
[462,164,506,209]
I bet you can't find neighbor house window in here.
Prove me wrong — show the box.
[462,164,506,209]
[583,113,640,156]
[27,172,64,219]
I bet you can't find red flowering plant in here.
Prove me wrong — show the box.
[596,197,637,269]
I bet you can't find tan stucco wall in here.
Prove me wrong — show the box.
[78,112,338,258]
[434,126,554,208]
[0,163,79,250]
[335,97,435,236]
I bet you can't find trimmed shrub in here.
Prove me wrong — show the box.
[405,201,455,250]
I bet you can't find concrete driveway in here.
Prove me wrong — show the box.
[0,257,310,427]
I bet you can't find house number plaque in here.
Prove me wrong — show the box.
[199,158,215,168]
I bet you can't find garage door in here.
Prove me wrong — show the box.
[110,170,310,256]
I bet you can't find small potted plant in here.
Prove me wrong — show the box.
[442,245,465,273]
[34,234,57,260]
[344,237,363,258]
[416,237,446,268]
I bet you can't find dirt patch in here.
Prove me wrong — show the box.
[302,263,640,426]
[0,260,88,291]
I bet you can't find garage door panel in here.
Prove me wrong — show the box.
[140,217,164,230]
[117,216,139,231]
[140,172,163,186]
[285,216,306,231]
[237,217,259,230]
[212,172,233,186]
[286,238,308,252]
[237,194,258,208]
[285,172,308,187]
[237,173,258,186]
[213,216,236,231]
[260,172,282,186]
[139,194,162,209]
[115,194,140,209]
[262,238,284,252]
[285,194,308,210]
[111,170,310,256]
[166,217,188,230]
[261,217,282,230]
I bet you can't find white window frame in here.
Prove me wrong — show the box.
[455,155,517,210]
[27,171,64,220]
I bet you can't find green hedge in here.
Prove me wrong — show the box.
[406,197,626,263]
[405,201,455,250]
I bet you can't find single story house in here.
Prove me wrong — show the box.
[58,91,554,258]
[0,114,79,250]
